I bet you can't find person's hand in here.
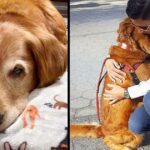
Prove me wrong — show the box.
[105,59,126,82]
[103,84,125,105]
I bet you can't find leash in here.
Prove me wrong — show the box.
[96,58,109,124]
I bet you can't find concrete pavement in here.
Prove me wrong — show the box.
[70,0,150,149]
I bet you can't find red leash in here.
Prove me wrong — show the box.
[96,58,109,124]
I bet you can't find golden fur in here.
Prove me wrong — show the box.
[71,18,150,150]
[0,0,67,131]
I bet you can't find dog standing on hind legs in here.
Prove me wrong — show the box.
[70,18,150,150]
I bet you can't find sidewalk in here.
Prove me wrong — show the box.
[70,0,150,149]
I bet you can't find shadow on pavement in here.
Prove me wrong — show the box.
[71,5,126,24]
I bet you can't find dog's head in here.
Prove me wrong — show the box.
[109,18,148,64]
[117,17,150,53]
[117,17,140,51]
[0,21,67,131]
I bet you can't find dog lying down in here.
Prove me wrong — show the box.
[71,18,150,150]
[0,0,67,132]
[0,72,67,150]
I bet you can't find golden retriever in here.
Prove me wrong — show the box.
[0,0,67,131]
[71,18,150,150]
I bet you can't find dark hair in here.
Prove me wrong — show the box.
[126,0,150,20]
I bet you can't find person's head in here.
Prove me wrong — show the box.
[126,0,150,34]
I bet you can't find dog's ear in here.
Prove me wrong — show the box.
[32,0,67,45]
[117,17,134,42]
[26,32,67,87]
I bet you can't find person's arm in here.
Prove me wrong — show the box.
[104,79,150,104]
[128,79,150,99]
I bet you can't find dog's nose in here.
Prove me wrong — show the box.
[0,113,4,124]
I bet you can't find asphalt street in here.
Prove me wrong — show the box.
[70,0,150,149]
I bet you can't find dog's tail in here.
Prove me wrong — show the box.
[70,124,103,138]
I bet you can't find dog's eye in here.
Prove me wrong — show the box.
[13,67,24,75]
[9,65,25,78]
